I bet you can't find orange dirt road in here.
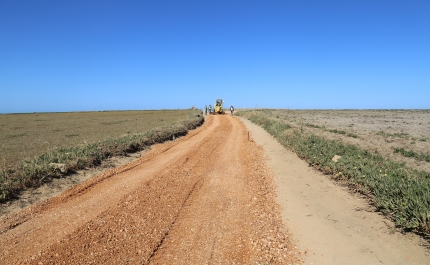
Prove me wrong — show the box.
[0,115,300,264]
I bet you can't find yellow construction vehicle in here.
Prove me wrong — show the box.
[213,98,225,115]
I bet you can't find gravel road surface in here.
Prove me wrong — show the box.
[0,115,300,264]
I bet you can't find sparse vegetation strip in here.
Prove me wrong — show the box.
[0,112,204,203]
[326,128,358,138]
[305,123,321,128]
[394,148,430,163]
[376,131,410,138]
[303,122,360,139]
[238,110,430,235]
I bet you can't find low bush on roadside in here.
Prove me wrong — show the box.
[394,148,430,163]
[0,113,204,202]
[238,111,430,235]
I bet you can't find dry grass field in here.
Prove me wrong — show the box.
[0,110,195,170]
[270,109,430,173]
[0,109,203,202]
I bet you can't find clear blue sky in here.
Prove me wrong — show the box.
[1,0,429,113]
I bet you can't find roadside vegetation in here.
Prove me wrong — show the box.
[395,148,430,163]
[0,110,198,169]
[376,131,410,138]
[327,129,358,138]
[305,123,321,128]
[0,109,203,202]
[305,123,358,138]
[238,109,430,236]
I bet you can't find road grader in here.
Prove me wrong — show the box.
[212,98,225,115]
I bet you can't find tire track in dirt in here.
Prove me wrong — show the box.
[0,115,301,264]
[0,117,218,263]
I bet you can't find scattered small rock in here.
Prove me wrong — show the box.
[49,163,67,173]
[332,155,341,162]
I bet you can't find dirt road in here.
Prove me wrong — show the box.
[0,116,300,264]
[241,118,430,265]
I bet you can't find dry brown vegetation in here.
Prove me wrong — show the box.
[0,110,195,169]
[0,109,203,202]
[271,109,430,173]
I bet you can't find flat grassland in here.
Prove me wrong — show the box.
[0,110,195,169]
[0,109,203,202]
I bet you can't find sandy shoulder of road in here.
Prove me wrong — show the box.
[240,117,429,265]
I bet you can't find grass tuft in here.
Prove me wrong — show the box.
[394,148,430,163]
[377,131,410,138]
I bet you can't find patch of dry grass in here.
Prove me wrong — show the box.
[0,110,194,169]
[260,109,430,173]
[0,109,204,202]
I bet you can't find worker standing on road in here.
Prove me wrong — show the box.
[230,105,234,115]
[204,105,207,115]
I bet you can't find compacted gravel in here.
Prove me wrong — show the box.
[0,115,301,264]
